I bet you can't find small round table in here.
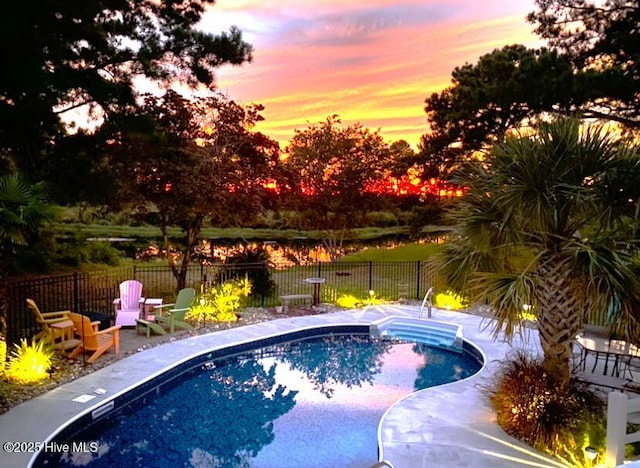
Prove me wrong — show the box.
[304,277,326,306]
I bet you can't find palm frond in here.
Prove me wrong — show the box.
[565,236,640,322]
[0,174,53,246]
[468,271,537,340]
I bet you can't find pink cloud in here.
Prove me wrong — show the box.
[205,1,542,147]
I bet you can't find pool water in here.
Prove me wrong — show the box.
[39,334,482,468]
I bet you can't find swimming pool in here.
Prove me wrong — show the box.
[34,326,482,468]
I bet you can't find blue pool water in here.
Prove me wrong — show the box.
[37,333,482,468]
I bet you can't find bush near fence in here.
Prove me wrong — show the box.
[6,261,436,345]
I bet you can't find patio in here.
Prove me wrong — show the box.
[0,305,567,467]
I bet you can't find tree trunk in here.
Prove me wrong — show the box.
[322,227,346,261]
[161,217,203,291]
[534,260,582,385]
[160,222,181,288]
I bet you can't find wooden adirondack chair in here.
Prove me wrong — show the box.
[152,287,196,334]
[68,313,121,364]
[113,280,144,326]
[26,299,81,351]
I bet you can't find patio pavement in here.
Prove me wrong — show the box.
[0,305,570,468]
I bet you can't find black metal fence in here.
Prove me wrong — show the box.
[7,261,436,345]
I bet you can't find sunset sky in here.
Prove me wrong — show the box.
[199,0,545,148]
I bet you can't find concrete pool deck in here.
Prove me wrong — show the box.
[0,305,566,468]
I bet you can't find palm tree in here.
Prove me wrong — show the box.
[436,117,640,383]
[0,173,52,344]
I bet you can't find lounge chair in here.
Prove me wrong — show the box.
[26,298,80,351]
[114,280,144,326]
[68,313,121,364]
[136,287,195,336]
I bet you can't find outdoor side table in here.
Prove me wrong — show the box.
[304,277,326,306]
[143,298,163,321]
[50,320,80,351]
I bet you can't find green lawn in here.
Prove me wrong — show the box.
[340,242,444,262]
[52,223,414,241]
[51,222,452,243]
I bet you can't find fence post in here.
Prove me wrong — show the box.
[73,272,80,312]
[317,262,322,277]
[368,261,373,292]
[133,264,137,279]
[415,261,421,299]
[606,391,628,467]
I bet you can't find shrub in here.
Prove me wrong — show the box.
[6,338,54,385]
[364,211,399,227]
[0,338,6,373]
[254,210,288,229]
[407,203,445,235]
[55,238,122,266]
[433,290,467,310]
[483,350,605,467]
[187,277,251,324]
[336,294,363,309]
[336,292,386,309]
[222,247,275,298]
[85,241,122,265]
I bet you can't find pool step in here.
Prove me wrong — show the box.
[370,316,463,352]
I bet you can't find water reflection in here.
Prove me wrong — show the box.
[44,335,479,468]
[57,358,297,467]
[412,343,478,390]
[279,335,393,398]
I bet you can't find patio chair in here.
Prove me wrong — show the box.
[26,298,80,351]
[113,280,144,327]
[68,313,121,364]
[151,287,196,335]
[617,344,640,380]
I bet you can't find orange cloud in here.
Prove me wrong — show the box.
[206,1,542,148]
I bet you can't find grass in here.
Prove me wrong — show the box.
[51,222,452,243]
[52,223,412,241]
[340,242,444,262]
[265,243,441,303]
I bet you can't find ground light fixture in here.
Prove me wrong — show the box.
[584,446,597,463]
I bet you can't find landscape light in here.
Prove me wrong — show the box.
[584,446,597,461]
